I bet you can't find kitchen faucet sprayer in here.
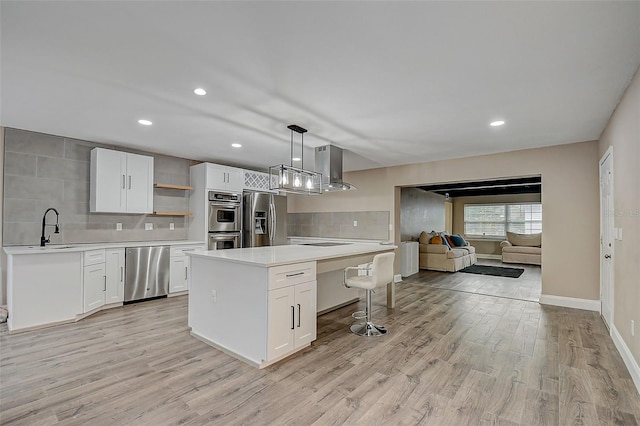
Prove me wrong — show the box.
[40,208,60,247]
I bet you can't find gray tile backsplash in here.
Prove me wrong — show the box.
[288,211,390,241]
[3,128,192,246]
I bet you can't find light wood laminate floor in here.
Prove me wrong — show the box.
[406,260,542,302]
[1,282,639,425]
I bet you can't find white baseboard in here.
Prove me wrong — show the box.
[394,274,403,283]
[611,324,640,395]
[477,254,502,260]
[538,294,600,312]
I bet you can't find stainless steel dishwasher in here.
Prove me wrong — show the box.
[124,246,170,302]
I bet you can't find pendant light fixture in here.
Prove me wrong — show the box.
[269,124,323,195]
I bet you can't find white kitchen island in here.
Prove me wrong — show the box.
[187,242,397,368]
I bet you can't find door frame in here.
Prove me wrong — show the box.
[599,146,614,330]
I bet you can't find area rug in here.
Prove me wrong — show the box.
[459,264,524,278]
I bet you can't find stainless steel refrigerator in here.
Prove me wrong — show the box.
[243,192,288,247]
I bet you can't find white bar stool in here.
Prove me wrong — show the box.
[344,252,395,337]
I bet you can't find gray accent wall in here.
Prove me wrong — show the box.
[3,128,191,246]
[400,187,445,241]
[288,211,390,241]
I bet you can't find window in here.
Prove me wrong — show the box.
[464,203,541,238]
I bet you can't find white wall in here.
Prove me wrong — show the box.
[598,67,640,371]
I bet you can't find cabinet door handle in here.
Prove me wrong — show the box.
[297,303,301,328]
[286,272,304,278]
[122,174,126,189]
[291,306,295,330]
[120,266,124,282]
[103,275,107,291]
[185,266,188,280]
[128,175,132,189]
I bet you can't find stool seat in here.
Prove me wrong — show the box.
[344,252,395,337]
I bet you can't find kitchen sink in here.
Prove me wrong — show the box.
[300,242,353,247]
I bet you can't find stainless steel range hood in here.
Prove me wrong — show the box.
[315,145,357,192]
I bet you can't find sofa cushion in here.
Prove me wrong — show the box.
[502,245,541,255]
[430,235,443,245]
[423,244,448,254]
[447,248,468,259]
[456,245,476,254]
[507,232,541,247]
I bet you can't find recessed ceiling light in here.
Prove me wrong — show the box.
[292,157,301,162]
[231,143,242,148]
[194,88,207,96]
[138,119,152,126]
[490,120,505,127]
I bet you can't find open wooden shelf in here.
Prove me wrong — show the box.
[152,211,193,217]
[153,183,193,190]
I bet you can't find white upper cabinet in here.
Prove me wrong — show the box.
[205,163,243,193]
[90,148,154,213]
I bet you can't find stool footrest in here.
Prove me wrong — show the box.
[351,310,366,320]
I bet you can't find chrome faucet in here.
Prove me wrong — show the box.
[40,208,60,247]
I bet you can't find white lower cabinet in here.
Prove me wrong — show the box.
[170,256,189,293]
[105,248,125,303]
[267,279,317,362]
[83,262,106,313]
[266,262,317,363]
[169,244,204,293]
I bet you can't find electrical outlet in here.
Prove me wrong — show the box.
[211,289,217,303]
[632,320,635,337]
[353,220,358,227]
[618,228,623,241]
[145,223,153,231]
[116,223,122,231]
[169,223,175,231]
[389,223,393,231]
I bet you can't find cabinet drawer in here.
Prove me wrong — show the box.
[170,245,204,257]
[268,262,316,290]
[84,249,106,266]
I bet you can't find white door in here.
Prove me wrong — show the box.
[91,148,126,213]
[206,164,228,190]
[169,256,188,293]
[105,249,125,303]
[267,286,295,360]
[125,153,154,213]
[599,148,614,330]
[83,263,106,313]
[225,167,244,193]
[294,281,317,348]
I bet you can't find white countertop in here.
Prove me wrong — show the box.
[188,242,397,267]
[3,240,206,255]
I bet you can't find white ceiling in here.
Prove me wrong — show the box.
[1,1,639,172]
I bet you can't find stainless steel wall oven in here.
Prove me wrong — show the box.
[208,191,242,250]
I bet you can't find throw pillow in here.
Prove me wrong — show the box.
[439,232,452,248]
[450,234,466,247]
[430,235,443,245]
[419,231,430,245]
[445,235,455,247]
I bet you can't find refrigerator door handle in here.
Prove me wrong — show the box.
[269,202,276,243]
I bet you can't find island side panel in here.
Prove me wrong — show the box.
[188,256,268,365]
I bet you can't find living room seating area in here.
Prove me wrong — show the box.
[418,231,477,272]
